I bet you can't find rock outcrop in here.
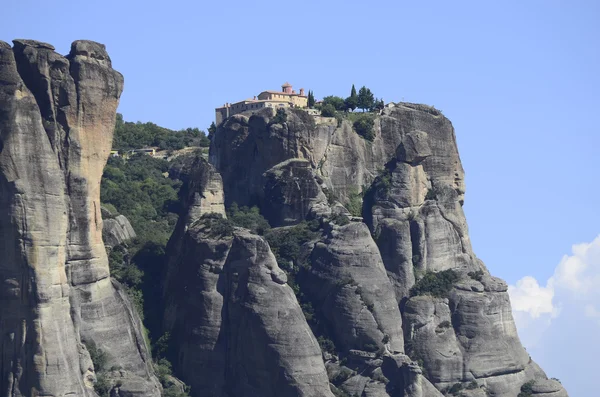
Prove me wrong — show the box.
[0,40,159,396]
[162,157,334,397]
[102,207,137,248]
[202,105,568,396]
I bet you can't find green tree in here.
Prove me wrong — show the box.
[344,95,358,112]
[351,84,357,98]
[358,86,375,112]
[321,103,336,117]
[353,114,375,141]
[227,204,271,235]
[307,90,315,108]
[112,113,208,151]
[322,95,346,111]
[208,121,217,140]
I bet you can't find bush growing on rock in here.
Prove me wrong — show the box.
[200,213,234,237]
[321,103,337,117]
[518,381,535,397]
[447,382,463,395]
[353,114,375,141]
[318,336,336,354]
[468,269,484,281]
[345,187,363,217]
[264,221,320,271]
[409,269,459,298]
[227,203,271,235]
[269,108,288,125]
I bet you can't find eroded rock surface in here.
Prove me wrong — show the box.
[204,105,568,396]
[102,209,137,248]
[162,158,333,397]
[0,40,159,396]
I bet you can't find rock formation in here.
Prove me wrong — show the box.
[162,157,333,397]
[0,38,567,397]
[196,106,567,396]
[0,40,159,396]
[102,207,137,248]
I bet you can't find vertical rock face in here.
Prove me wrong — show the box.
[0,40,159,396]
[162,157,334,397]
[202,105,568,396]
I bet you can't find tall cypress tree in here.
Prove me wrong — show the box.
[308,90,315,108]
[351,84,357,99]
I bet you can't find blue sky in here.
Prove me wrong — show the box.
[3,0,599,394]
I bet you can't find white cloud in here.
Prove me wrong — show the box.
[509,235,600,322]
[508,235,600,396]
[507,276,555,318]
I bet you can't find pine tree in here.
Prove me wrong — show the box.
[351,84,357,98]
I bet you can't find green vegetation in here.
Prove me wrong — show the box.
[344,84,358,112]
[270,108,288,125]
[352,114,375,141]
[518,381,535,397]
[318,85,383,142]
[101,116,199,396]
[113,113,209,151]
[438,320,451,329]
[329,213,350,226]
[227,203,271,235]
[198,213,234,237]
[366,168,393,197]
[84,341,111,396]
[425,188,436,200]
[152,332,191,397]
[468,270,484,282]
[322,95,347,111]
[409,269,460,298]
[101,154,181,245]
[86,341,108,372]
[262,220,341,356]
[345,187,363,217]
[467,381,479,390]
[264,220,320,272]
[447,383,463,395]
[357,86,374,112]
[207,121,217,140]
[318,336,336,354]
[308,90,315,108]
[321,103,337,117]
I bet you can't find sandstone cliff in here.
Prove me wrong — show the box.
[186,106,566,396]
[0,40,160,396]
